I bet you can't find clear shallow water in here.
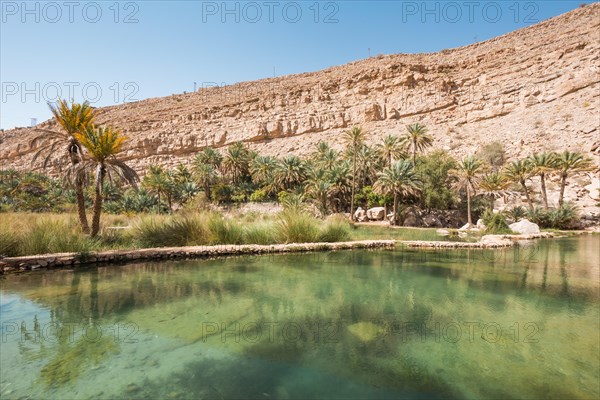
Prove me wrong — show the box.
[1,236,598,400]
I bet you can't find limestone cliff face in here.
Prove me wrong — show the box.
[1,4,599,174]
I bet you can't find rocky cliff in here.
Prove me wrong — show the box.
[1,4,599,175]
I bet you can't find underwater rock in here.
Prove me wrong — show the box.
[347,321,383,342]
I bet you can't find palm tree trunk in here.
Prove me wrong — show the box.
[393,193,399,226]
[490,194,495,212]
[75,182,90,234]
[467,187,472,226]
[412,144,417,166]
[521,180,533,210]
[205,182,211,201]
[540,174,549,209]
[90,165,105,238]
[558,174,567,207]
[157,192,161,214]
[350,152,356,220]
[69,144,90,234]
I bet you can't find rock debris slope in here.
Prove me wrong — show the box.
[1,4,599,175]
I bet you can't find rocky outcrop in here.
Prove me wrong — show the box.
[1,5,598,178]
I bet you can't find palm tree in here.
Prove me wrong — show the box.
[528,152,558,209]
[306,175,332,216]
[275,156,306,191]
[143,165,170,214]
[504,160,535,210]
[196,147,223,172]
[250,155,278,189]
[451,156,485,227]
[355,144,381,188]
[555,151,594,207]
[374,160,421,225]
[328,161,351,213]
[75,125,138,237]
[173,164,193,185]
[479,172,512,212]
[223,142,250,185]
[343,127,365,220]
[30,100,95,233]
[404,123,432,165]
[377,134,407,167]
[192,161,217,200]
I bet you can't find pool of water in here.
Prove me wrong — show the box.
[1,235,598,399]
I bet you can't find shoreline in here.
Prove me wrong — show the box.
[0,240,396,275]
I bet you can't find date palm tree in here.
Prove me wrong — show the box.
[275,156,306,191]
[75,125,139,237]
[224,142,250,185]
[143,165,170,214]
[451,156,485,227]
[528,152,558,209]
[404,123,432,165]
[555,151,595,207]
[250,155,278,190]
[504,160,535,210]
[343,127,365,220]
[192,161,217,200]
[328,161,351,213]
[479,171,512,212]
[196,147,223,173]
[374,160,421,226]
[30,100,95,233]
[377,134,407,167]
[306,169,332,216]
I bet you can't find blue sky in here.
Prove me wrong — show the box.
[0,0,589,129]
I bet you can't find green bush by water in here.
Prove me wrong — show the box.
[482,212,513,234]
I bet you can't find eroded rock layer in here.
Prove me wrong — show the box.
[1,4,599,173]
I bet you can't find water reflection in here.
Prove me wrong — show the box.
[0,236,598,399]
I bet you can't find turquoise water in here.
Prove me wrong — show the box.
[1,235,599,399]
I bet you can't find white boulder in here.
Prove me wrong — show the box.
[354,207,367,222]
[367,207,386,221]
[509,219,540,234]
[459,223,477,231]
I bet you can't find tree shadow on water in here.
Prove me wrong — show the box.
[122,346,447,400]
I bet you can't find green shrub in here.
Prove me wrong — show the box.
[318,214,351,242]
[484,213,513,234]
[415,151,457,211]
[548,203,579,229]
[505,206,526,223]
[276,210,319,243]
[211,183,233,204]
[277,191,290,204]
[249,188,269,203]
[476,142,506,169]
[481,209,495,226]
[526,204,579,229]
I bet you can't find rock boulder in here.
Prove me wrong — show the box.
[509,219,540,234]
[367,207,385,221]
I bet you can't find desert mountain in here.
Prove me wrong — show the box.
[1,4,599,174]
